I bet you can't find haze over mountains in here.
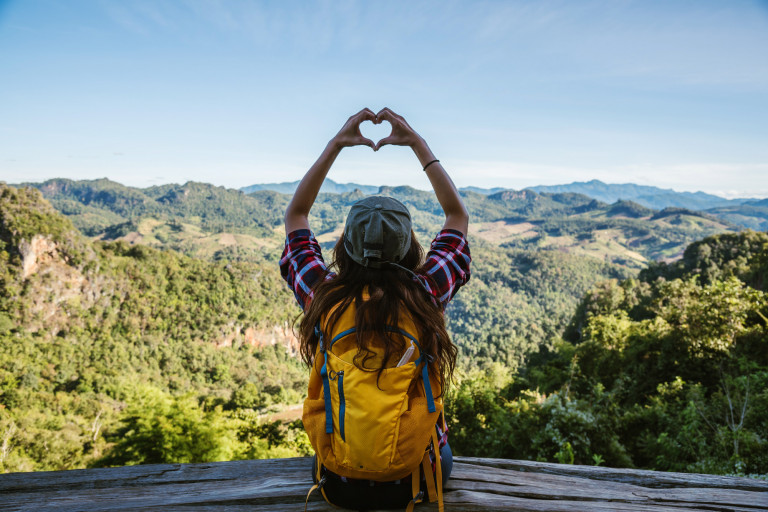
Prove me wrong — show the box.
[243,178,761,211]
[17,177,750,263]
[239,178,768,232]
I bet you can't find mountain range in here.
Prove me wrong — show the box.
[241,179,379,195]
[17,177,744,264]
[526,180,747,210]
[2,179,766,474]
[237,178,767,231]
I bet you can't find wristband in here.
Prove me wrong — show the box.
[423,159,440,172]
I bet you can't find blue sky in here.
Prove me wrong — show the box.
[1,0,767,197]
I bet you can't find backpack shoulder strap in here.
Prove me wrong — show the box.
[315,323,334,434]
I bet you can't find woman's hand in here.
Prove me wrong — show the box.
[374,108,423,151]
[373,108,469,235]
[331,108,377,150]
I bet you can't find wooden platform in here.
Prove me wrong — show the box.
[1,456,766,511]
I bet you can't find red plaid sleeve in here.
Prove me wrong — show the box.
[279,229,335,310]
[416,229,471,309]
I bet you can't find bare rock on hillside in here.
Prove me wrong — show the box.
[19,235,59,279]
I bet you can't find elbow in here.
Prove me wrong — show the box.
[444,207,469,236]
[284,202,307,224]
[284,210,310,234]
[448,204,469,224]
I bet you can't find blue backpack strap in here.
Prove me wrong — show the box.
[316,324,334,434]
[330,327,357,348]
[318,325,357,435]
[420,355,436,413]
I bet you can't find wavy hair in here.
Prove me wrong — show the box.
[298,231,457,395]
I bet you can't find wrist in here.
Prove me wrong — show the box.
[327,138,344,153]
[410,137,434,165]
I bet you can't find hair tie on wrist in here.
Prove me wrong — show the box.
[423,159,440,172]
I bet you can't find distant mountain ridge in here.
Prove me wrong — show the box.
[241,179,378,195]
[243,178,758,211]
[525,180,754,210]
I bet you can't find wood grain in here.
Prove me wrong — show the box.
[0,456,765,511]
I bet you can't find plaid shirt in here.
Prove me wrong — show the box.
[279,228,471,311]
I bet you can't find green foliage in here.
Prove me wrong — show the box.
[640,230,768,291]
[4,181,766,478]
[99,386,238,465]
[606,200,654,219]
[446,372,632,467]
[451,231,768,476]
[0,184,307,472]
[24,178,735,268]
[232,413,312,459]
[447,246,631,369]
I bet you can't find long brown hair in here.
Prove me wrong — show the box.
[299,231,457,394]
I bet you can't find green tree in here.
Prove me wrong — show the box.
[99,386,238,465]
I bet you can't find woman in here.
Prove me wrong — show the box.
[280,107,470,510]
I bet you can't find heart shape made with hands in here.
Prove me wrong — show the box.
[359,120,392,147]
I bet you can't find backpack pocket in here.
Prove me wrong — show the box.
[327,352,418,473]
[303,397,332,462]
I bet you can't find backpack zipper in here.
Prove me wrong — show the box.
[337,371,346,441]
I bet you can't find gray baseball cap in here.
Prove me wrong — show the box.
[343,196,412,269]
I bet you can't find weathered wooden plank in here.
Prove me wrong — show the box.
[457,457,768,492]
[443,490,766,512]
[0,458,305,492]
[1,474,315,511]
[449,462,768,509]
[449,477,768,510]
[1,456,765,512]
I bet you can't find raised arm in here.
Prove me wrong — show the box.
[284,108,377,234]
[375,108,469,236]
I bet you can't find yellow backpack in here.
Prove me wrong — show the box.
[303,301,445,512]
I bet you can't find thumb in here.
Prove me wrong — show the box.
[359,137,375,150]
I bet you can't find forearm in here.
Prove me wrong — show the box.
[284,140,342,234]
[284,108,376,234]
[412,138,469,235]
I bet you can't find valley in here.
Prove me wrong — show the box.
[1,179,765,477]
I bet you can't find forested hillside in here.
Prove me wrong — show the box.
[24,178,734,265]
[527,180,768,230]
[2,180,765,477]
[0,185,308,472]
[528,179,738,210]
[448,231,768,477]
[22,178,737,369]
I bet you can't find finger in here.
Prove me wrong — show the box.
[358,137,375,150]
[353,107,374,117]
[374,136,394,151]
[376,108,395,124]
[356,108,376,123]
[377,107,403,122]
